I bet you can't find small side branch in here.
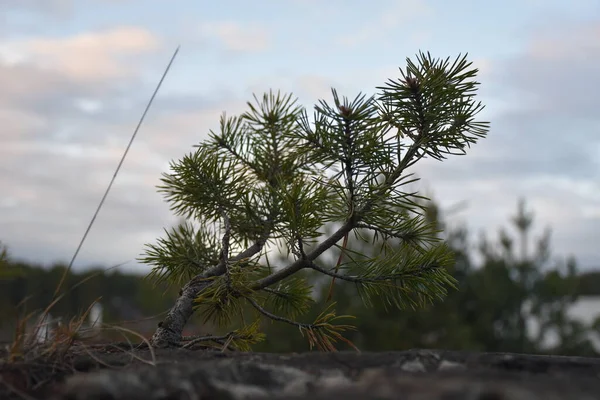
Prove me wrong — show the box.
[292,234,307,260]
[152,214,274,347]
[355,223,415,241]
[219,212,232,289]
[214,139,262,178]
[245,296,312,329]
[251,219,354,290]
[307,260,441,284]
[181,333,233,350]
[219,212,232,267]
[182,334,227,347]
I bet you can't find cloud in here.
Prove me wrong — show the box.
[495,20,600,119]
[0,105,235,270]
[408,19,600,267]
[1,27,161,83]
[0,26,180,269]
[474,19,600,178]
[334,0,432,48]
[0,25,163,149]
[0,55,245,269]
[528,24,600,60]
[1,4,599,274]
[2,0,128,32]
[4,0,72,14]
[4,0,132,14]
[198,21,271,53]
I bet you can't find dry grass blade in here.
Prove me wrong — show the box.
[0,45,180,400]
[107,325,157,366]
[21,264,125,355]
[0,375,38,400]
[73,324,156,369]
[54,45,181,297]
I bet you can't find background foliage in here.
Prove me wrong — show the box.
[1,198,599,356]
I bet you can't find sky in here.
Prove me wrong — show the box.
[1,0,600,275]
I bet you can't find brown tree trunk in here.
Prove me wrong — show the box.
[151,277,213,347]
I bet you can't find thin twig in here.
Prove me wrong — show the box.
[55,46,181,297]
[245,296,311,329]
[181,334,229,349]
[307,260,441,283]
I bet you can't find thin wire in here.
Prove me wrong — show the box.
[54,46,181,297]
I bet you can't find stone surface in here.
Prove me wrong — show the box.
[4,347,600,399]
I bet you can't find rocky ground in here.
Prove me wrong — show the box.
[2,345,600,399]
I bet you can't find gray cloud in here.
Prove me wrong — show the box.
[4,0,72,14]
[0,25,229,271]
[410,19,600,268]
[0,85,238,270]
[2,12,600,275]
[417,107,597,182]
[497,22,600,120]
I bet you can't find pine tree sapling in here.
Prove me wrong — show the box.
[139,52,490,350]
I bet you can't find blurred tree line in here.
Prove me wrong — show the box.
[0,253,181,342]
[252,198,600,356]
[0,263,178,321]
[1,198,600,355]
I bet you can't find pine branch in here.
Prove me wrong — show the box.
[251,119,431,292]
[251,220,354,290]
[307,260,443,284]
[245,295,357,351]
[144,52,489,350]
[326,232,349,302]
[245,295,312,329]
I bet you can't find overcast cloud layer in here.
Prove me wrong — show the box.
[1,0,599,273]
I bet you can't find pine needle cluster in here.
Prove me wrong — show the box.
[139,52,490,350]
